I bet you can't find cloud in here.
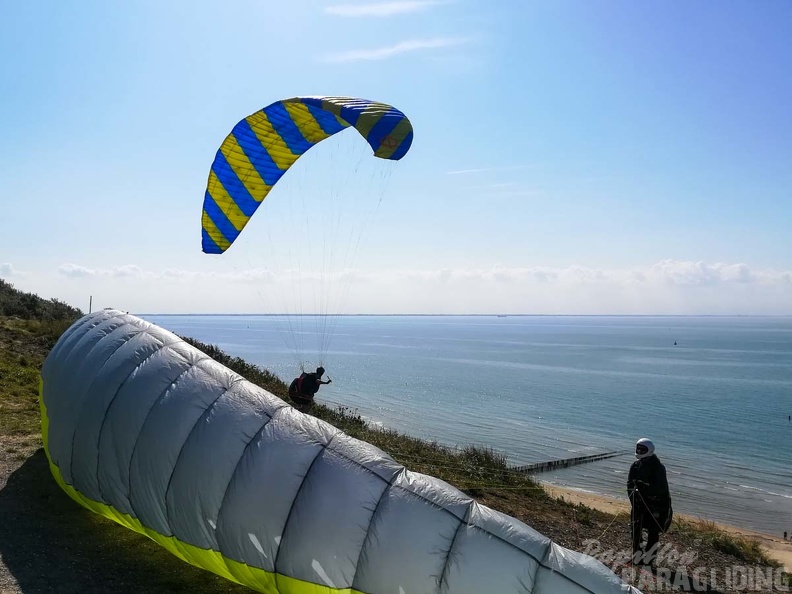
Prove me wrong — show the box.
[325,1,445,17]
[59,263,202,280]
[0,263,24,278]
[55,260,792,288]
[42,260,792,314]
[55,264,364,285]
[647,260,758,286]
[58,264,96,278]
[58,263,147,279]
[384,260,792,288]
[323,37,469,63]
[111,265,144,278]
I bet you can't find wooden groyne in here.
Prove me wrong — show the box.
[510,450,630,474]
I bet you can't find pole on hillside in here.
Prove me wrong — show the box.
[89,295,92,314]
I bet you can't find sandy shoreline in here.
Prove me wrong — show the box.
[542,483,792,572]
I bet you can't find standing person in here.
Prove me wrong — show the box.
[288,366,332,413]
[628,438,672,568]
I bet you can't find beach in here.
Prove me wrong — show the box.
[542,483,792,572]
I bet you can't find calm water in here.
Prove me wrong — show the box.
[140,314,792,535]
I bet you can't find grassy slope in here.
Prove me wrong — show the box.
[0,317,788,593]
[0,318,70,444]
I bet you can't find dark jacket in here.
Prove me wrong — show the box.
[298,372,322,396]
[627,454,671,512]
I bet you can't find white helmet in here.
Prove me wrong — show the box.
[635,438,655,459]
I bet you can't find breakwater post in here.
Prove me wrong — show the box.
[510,450,630,474]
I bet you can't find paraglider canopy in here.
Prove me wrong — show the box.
[201,96,413,255]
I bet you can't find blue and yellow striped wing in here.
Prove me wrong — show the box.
[201,96,413,254]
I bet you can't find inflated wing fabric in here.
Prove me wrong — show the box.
[41,310,640,594]
[201,96,414,255]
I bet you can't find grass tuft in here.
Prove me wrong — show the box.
[674,519,781,567]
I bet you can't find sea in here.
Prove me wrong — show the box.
[140,314,792,536]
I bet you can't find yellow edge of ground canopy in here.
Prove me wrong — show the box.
[38,377,360,594]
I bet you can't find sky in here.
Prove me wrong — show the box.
[1,0,791,315]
